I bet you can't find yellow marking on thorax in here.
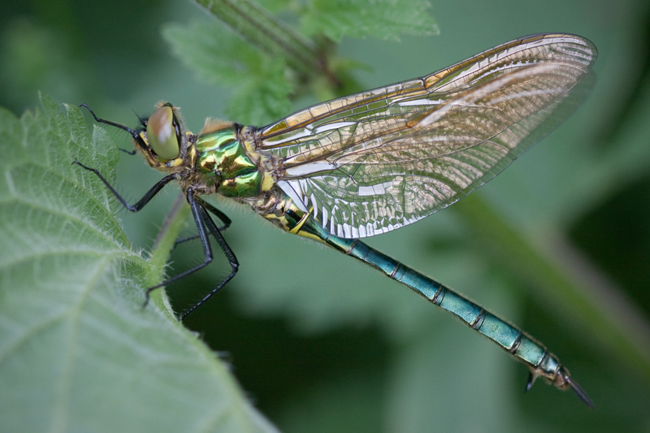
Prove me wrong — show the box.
[168,157,184,168]
[260,172,275,192]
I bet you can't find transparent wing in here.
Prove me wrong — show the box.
[258,34,597,238]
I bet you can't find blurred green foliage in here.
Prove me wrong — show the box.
[163,21,294,124]
[1,0,650,432]
[299,0,439,41]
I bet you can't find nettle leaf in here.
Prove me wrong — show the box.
[0,95,278,433]
[163,21,292,125]
[301,0,439,42]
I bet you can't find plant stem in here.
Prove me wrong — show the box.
[191,0,324,78]
[148,192,191,318]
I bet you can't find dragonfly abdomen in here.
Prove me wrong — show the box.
[277,199,586,399]
[339,237,566,382]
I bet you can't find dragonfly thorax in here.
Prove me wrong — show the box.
[194,125,265,198]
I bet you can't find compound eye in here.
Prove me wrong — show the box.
[146,105,180,160]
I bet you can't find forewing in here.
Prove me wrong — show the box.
[258,34,597,238]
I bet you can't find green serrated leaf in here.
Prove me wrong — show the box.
[0,95,278,433]
[302,0,439,42]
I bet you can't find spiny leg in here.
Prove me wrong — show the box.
[73,159,178,212]
[144,187,217,305]
[179,197,239,320]
[118,148,137,156]
[143,188,239,318]
[173,197,232,248]
[79,104,138,154]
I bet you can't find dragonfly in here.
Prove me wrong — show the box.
[74,33,597,406]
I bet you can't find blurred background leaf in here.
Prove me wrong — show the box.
[163,21,293,124]
[1,0,650,432]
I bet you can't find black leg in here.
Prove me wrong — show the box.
[118,148,137,156]
[74,158,239,317]
[195,196,232,230]
[172,197,232,249]
[73,159,178,212]
[142,188,239,319]
[79,104,146,153]
[80,103,140,138]
[143,187,215,305]
[172,234,202,248]
[179,195,239,320]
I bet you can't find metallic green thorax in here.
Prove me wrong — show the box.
[195,127,263,198]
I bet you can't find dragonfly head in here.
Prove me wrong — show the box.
[136,102,193,170]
